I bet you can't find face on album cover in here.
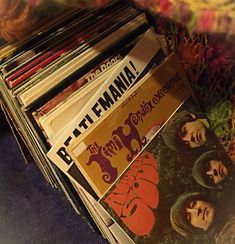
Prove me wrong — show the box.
[100,96,235,244]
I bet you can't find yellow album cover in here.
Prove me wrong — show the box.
[68,53,192,197]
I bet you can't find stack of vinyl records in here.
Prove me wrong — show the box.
[1,0,234,243]
[0,0,157,242]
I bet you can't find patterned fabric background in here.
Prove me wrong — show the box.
[134,0,235,36]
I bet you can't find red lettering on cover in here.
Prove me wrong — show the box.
[103,152,159,236]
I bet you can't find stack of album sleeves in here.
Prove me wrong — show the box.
[1,0,234,243]
[0,0,155,241]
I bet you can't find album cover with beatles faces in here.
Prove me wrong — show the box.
[100,95,235,244]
